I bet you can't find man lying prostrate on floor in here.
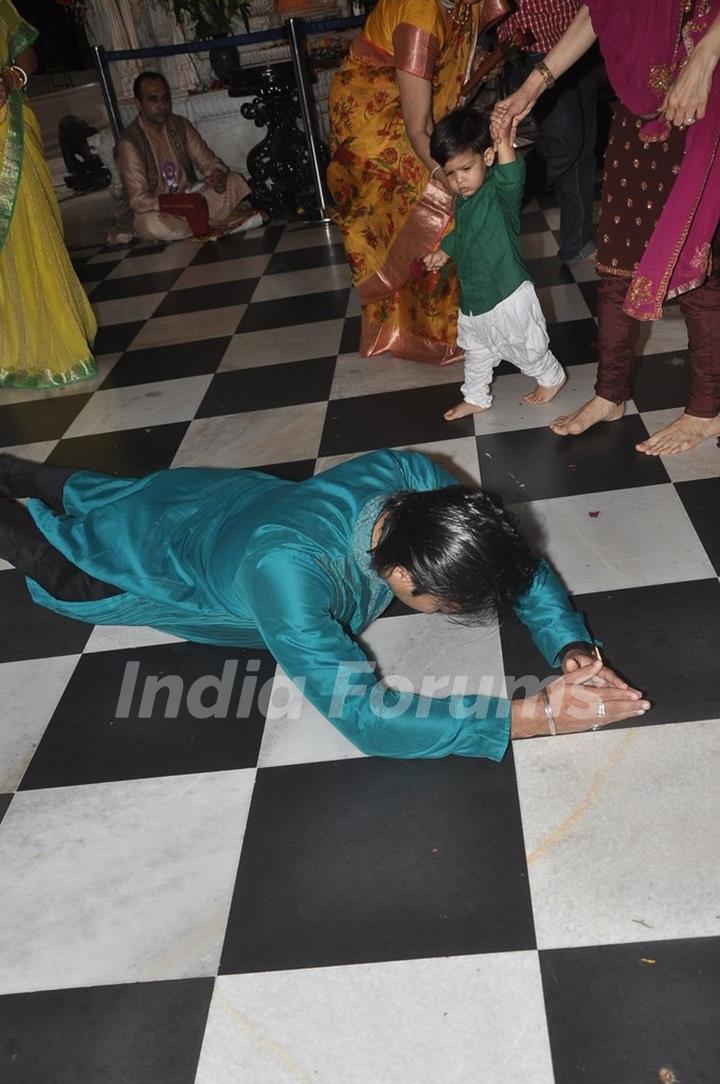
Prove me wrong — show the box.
[0,450,649,758]
[115,70,263,243]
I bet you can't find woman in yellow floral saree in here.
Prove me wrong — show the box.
[0,0,96,388]
[328,0,501,365]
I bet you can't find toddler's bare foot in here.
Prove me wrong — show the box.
[636,411,720,455]
[444,401,490,421]
[523,376,567,405]
[551,396,625,436]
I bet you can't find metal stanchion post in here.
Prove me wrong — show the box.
[92,45,122,142]
[285,17,334,223]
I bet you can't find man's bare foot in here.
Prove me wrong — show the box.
[551,396,625,436]
[444,401,490,421]
[636,412,720,455]
[523,375,567,405]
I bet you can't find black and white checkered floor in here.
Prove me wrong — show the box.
[2,195,720,1083]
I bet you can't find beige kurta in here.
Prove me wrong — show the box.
[116,114,250,241]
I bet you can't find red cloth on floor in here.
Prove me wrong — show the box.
[158,192,210,237]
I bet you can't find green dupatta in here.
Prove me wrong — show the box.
[0,0,38,251]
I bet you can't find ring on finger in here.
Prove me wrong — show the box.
[685,115,696,124]
[596,700,607,719]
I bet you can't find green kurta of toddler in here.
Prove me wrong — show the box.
[441,157,529,316]
[25,449,590,760]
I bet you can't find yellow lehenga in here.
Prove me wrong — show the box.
[0,0,96,388]
[328,0,479,365]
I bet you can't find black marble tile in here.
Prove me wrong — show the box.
[475,415,669,503]
[0,794,12,825]
[46,422,191,476]
[75,260,121,284]
[197,357,336,416]
[524,257,575,287]
[548,318,598,369]
[20,642,273,789]
[576,278,598,317]
[542,938,720,1084]
[237,289,350,333]
[320,383,473,457]
[339,315,361,355]
[265,242,348,275]
[100,339,231,389]
[675,477,720,575]
[0,570,92,663]
[519,210,550,235]
[252,459,317,482]
[0,978,213,1084]
[90,268,184,303]
[632,351,690,412]
[499,578,720,727]
[0,394,92,446]
[220,754,534,974]
[153,278,257,317]
[93,321,146,356]
[190,225,284,264]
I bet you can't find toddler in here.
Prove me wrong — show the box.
[425,108,565,419]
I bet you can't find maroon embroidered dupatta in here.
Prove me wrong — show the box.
[588,0,720,319]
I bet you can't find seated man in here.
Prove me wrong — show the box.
[0,449,649,758]
[116,70,262,242]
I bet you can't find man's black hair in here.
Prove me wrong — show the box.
[134,71,170,101]
[430,107,492,167]
[371,486,538,623]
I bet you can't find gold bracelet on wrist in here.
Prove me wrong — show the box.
[7,64,28,89]
[533,59,556,90]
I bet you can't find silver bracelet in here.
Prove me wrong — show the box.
[540,686,557,736]
[7,64,28,89]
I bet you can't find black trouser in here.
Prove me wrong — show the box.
[0,455,122,602]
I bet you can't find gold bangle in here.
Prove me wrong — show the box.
[533,59,555,89]
[540,686,557,736]
[430,164,442,179]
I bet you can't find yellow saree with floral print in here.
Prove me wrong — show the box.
[0,0,96,388]
[328,0,479,364]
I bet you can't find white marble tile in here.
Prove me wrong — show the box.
[515,719,720,949]
[93,293,165,327]
[63,375,212,438]
[0,656,81,791]
[106,242,199,279]
[569,257,599,283]
[83,625,185,653]
[0,440,58,460]
[638,409,720,482]
[536,284,593,324]
[636,304,688,356]
[257,665,363,768]
[315,436,481,487]
[173,401,327,468]
[542,207,560,230]
[0,769,255,994]
[195,952,554,1084]
[521,231,559,259]
[329,350,461,400]
[173,254,271,289]
[471,363,636,437]
[219,320,345,371]
[274,222,342,252]
[509,484,714,594]
[251,263,352,302]
[128,305,245,350]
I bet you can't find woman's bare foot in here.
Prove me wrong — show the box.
[444,401,490,421]
[551,396,625,436]
[523,375,567,405]
[636,412,720,455]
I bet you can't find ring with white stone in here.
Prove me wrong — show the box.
[596,700,607,718]
[685,116,696,124]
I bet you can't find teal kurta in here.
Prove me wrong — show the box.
[26,450,590,760]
